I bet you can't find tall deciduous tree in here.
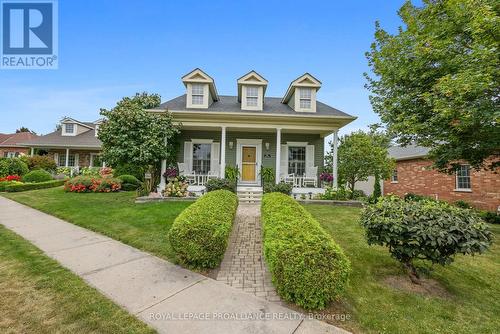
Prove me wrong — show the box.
[98,93,179,177]
[327,129,395,198]
[365,0,500,172]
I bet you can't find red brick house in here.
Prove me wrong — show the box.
[0,132,38,158]
[384,145,500,212]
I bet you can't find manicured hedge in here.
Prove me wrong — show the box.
[261,192,351,310]
[117,174,141,191]
[168,190,238,268]
[3,180,66,192]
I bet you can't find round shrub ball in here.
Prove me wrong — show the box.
[22,169,53,183]
[0,157,29,177]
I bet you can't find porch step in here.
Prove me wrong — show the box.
[237,186,263,204]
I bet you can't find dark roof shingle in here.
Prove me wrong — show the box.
[159,95,354,118]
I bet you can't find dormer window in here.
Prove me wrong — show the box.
[282,73,322,112]
[182,68,219,109]
[63,123,76,135]
[246,86,259,107]
[191,84,204,105]
[299,88,312,109]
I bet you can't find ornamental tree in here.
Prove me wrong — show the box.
[326,129,395,198]
[365,0,500,172]
[360,196,492,284]
[98,93,179,180]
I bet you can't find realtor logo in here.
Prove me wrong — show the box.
[1,0,58,69]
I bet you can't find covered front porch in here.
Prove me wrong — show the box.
[159,123,339,192]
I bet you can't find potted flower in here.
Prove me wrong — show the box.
[163,166,178,182]
[319,172,333,188]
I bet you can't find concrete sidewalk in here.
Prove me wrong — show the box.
[0,196,348,334]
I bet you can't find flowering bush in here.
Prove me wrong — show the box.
[319,172,333,183]
[163,178,188,197]
[90,178,121,192]
[64,176,121,193]
[56,167,73,177]
[0,175,21,182]
[99,167,113,178]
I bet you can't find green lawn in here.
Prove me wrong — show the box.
[304,204,500,334]
[2,187,192,261]
[0,224,155,334]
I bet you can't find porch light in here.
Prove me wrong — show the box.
[265,142,270,150]
[229,141,234,149]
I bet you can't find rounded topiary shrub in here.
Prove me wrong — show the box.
[261,193,351,309]
[22,169,53,183]
[117,174,141,191]
[25,155,57,172]
[169,190,238,268]
[360,196,492,283]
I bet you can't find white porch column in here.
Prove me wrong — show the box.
[65,148,69,167]
[220,126,226,178]
[275,128,282,184]
[159,136,168,192]
[332,130,339,189]
[30,148,34,156]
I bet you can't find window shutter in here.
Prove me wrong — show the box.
[54,153,59,166]
[280,145,288,177]
[306,145,315,167]
[183,142,193,173]
[210,143,220,174]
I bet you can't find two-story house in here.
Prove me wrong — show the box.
[152,69,356,193]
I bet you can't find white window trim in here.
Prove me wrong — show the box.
[236,139,262,185]
[454,164,472,192]
[191,83,205,106]
[62,123,77,136]
[294,87,317,112]
[391,169,398,183]
[190,139,214,176]
[242,85,263,111]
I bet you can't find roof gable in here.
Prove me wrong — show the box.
[181,68,219,101]
[282,73,322,103]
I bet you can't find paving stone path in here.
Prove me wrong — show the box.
[216,204,281,303]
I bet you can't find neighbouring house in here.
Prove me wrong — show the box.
[384,144,500,212]
[19,118,103,172]
[150,68,356,195]
[0,132,38,158]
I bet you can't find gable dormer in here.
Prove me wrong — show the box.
[282,73,322,112]
[60,117,93,136]
[181,68,219,109]
[237,71,268,111]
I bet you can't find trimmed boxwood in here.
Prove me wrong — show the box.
[22,169,53,183]
[261,192,351,310]
[168,190,238,268]
[4,179,65,192]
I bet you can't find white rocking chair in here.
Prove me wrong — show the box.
[177,162,196,184]
[302,166,318,187]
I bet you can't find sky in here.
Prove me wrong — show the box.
[0,0,407,141]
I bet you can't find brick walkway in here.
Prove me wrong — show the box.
[216,204,281,303]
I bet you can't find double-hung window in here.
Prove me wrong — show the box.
[63,123,75,135]
[192,144,211,174]
[191,84,204,105]
[456,164,471,190]
[246,86,258,107]
[391,169,398,183]
[58,154,76,167]
[299,88,312,109]
[288,146,306,175]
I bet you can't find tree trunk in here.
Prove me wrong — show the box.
[403,261,421,284]
[349,181,356,199]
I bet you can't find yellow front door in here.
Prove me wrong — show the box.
[241,146,256,182]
